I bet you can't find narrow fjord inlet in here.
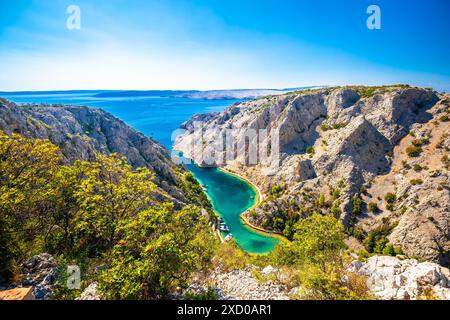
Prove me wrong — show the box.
[187,164,280,254]
[3,92,280,254]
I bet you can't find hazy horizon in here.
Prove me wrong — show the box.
[1,0,449,91]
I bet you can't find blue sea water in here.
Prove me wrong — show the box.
[2,92,280,253]
[1,92,232,149]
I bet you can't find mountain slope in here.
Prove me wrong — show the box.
[0,98,189,206]
[174,86,449,264]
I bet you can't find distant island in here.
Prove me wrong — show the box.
[0,87,324,100]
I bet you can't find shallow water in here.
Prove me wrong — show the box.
[187,164,280,253]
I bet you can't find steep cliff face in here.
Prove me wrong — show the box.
[359,100,450,265]
[174,86,449,264]
[0,98,188,206]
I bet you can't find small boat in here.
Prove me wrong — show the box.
[250,195,255,199]
[224,233,233,241]
[219,222,230,232]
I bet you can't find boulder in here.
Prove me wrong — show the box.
[349,256,450,300]
[20,253,58,300]
[76,282,101,300]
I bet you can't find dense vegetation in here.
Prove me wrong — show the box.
[0,132,215,298]
[0,131,375,300]
[268,214,370,299]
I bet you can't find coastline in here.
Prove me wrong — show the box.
[218,167,287,242]
[172,149,287,245]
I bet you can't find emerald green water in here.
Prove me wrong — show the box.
[187,164,280,254]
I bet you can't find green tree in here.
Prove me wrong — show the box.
[270,214,370,300]
[98,204,215,299]
[0,132,62,282]
[72,153,156,253]
[292,214,346,267]
[272,214,346,268]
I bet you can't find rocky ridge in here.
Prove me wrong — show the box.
[174,86,449,264]
[0,98,190,206]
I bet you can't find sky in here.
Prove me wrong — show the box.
[0,0,449,91]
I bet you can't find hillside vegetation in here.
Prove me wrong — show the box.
[0,132,216,299]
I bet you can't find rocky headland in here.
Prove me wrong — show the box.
[174,85,449,266]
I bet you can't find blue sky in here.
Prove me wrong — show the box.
[0,0,449,91]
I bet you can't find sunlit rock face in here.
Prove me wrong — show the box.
[175,86,449,265]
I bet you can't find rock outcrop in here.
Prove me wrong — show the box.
[76,282,101,300]
[188,266,292,300]
[19,253,58,300]
[349,256,450,300]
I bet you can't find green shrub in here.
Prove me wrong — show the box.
[331,188,341,199]
[273,217,285,230]
[305,146,315,155]
[381,244,396,256]
[317,194,326,208]
[214,242,249,271]
[410,179,423,185]
[269,184,283,198]
[332,123,347,129]
[184,287,219,300]
[330,201,342,218]
[295,263,372,300]
[406,145,423,157]
[363,224,396,254]
[402,160,410,169]
[351,196,364,216]
[368,202,378,213]
[384,192,396,204]
[351,226,367,241]
[271,214,346,267]
[411,138,430,147]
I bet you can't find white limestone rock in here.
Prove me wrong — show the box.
[349,256,450,300]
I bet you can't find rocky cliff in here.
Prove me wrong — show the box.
[0,98,189,206]
[185,256,450,300]
[174,86,449,265]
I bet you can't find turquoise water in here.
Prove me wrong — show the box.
[3,92,280,253]
[187,165,280,253]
